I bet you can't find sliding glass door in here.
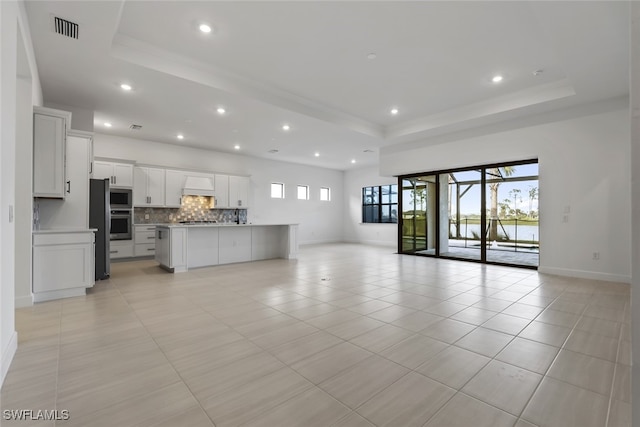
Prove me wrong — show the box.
[399,160,539,268]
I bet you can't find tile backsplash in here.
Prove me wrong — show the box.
[134,196,247,224]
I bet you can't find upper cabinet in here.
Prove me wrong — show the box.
[93,160,133,188]
[214,174,229,208]
[33,107,71,198]
[228,175,250,208]
[134,166,165,207]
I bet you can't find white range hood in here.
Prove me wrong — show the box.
[182,176,215,197]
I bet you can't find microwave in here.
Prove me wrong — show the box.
[110,189,132,209]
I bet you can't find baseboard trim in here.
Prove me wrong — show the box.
[15,294,33,308]
[538,266,631,284]
[1,331,18,388]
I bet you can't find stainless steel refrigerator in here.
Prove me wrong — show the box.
[90,178,110,280]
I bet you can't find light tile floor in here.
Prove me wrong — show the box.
[1,243,631,427]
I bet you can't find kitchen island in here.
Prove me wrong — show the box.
[155,223,298,272]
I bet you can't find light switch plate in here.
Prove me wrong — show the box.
[8,205,14,223]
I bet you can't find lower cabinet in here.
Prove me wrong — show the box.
[33,231,95,302]
[110,240,134,259]
[134,225,157,257]
[155,227,187,272]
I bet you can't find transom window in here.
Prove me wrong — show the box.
[297,185,309,200]
[271,182,284,199]
[320,187,331,201]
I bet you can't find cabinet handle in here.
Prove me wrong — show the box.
[110,250,118,254]
[114,176,117,185]
[66,180,71,194]
[147,236,155,239]
[147,248,155,251]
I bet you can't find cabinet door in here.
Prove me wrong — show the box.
[155,228,170,266]
[33,113,66,198]
[229,176,250,207]
[165,170,188,207]
[38,135,91,229]
[112,163,133,188]
[214,174,229,208]
[92,161,113,181]
[133,166,148,206]
[147,168,165,206]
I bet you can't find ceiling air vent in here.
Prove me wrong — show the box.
[53,16,79,39]
[129,124,142,130]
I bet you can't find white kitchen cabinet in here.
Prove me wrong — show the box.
[228,175,250,208]
[38,130,92,229]
[214,174,229,208]
[164,169,189,207]
[218,227,252,264]
[33,231,95,302]
[187,227,219,268]
[33,107,71,198]
[93,160,134,188]
[155,226,187,272]
[110,240,134,259]
[134,224,157,257]
[134,167,165,207]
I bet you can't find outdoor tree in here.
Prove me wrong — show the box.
[509,188,522,218]
[528,186,538,218]
[488,166,515,241]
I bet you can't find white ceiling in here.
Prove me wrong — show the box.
[24,1,629,170]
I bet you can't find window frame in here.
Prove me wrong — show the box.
[270,182,285,199]
[297,185,309,200]
[362,184,398,224]
[320,187,331,201]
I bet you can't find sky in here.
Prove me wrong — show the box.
[402,163,539,216]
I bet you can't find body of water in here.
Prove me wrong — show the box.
[450,223,539,242]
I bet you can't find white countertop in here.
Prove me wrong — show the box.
[157,223,297,228]
[33,228,97,234]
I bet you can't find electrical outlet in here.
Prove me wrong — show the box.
[592,252,600,260]
[562,215,569,223]
[145,214,150,220]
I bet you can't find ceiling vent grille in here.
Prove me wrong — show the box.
[53,16,79,39]
[129,124,142,130]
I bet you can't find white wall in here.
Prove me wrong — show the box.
[1,0,43,386]
[45,102,93,132]
[93,134,344,245]
[378,106,630,283]
[343,165,397,247]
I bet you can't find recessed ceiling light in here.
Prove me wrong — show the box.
[177,134,184,140]
[120,83,132,91]
[268,149,279,154]
[491,75,503,83]
[367,53,377,60]
[234,144,240,150]
[104,122,112,128]
[199,24,212,33]
[390,108,399,115]
[351,159,356,164]
[314,152,320,157]
[533,69,544,76]
[217,107,226,114]
[282,124,290,131]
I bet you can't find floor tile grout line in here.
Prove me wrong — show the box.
[604,300,628,427]
[110,278,220,427]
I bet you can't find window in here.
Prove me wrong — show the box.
[362,185,398,223]
[271,182,284,198]
[297,185,309,200]
[320,187,331,201]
